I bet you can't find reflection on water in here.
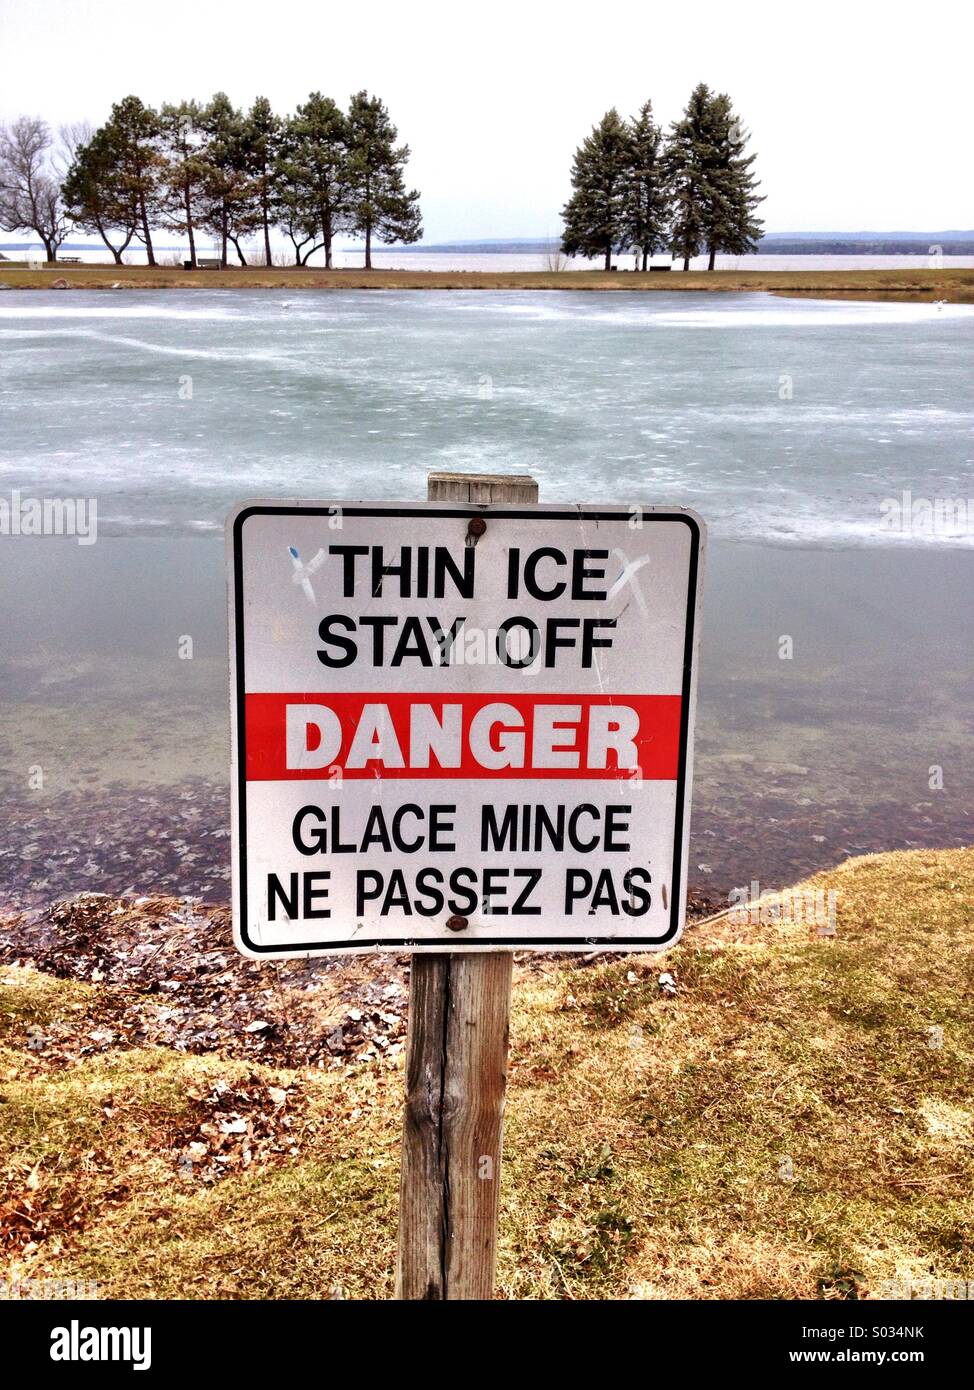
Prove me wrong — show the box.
[1,536,970,909]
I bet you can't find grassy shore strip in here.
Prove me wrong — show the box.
[2,845,972,1300]
[1,264,973,303]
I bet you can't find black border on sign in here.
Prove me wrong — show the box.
[231,504,702,954]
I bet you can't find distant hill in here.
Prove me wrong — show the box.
[759,234,974,255]
[761,229,974,240]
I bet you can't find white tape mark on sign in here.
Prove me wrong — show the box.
[228,501,706,956]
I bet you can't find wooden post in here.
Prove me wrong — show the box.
[395,470,538,1300]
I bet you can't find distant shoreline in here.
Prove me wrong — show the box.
[2,264,973,303]
[355,237,974,257]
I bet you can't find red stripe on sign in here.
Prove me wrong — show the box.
[244,692,682,781]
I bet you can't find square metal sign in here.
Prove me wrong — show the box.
[228,501,705,956]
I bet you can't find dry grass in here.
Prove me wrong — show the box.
[1,846,972,1299]
[1,263,972,303]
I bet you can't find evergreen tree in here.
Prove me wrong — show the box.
[62,124,140,263]
[98,96,162,264]
[278,93,349,269]
[242,96,280,267]
[664,84,713,271]
[158,100,205,269]
[665,84,763,271]
[700,92,763,268]
[561,108,630,269]
[624,100,669,271]
[345,91,421,269]
[271,115,319,266]
[198,94,257,266]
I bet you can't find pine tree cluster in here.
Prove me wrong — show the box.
[59,91,422,268]
[562,85,764,271]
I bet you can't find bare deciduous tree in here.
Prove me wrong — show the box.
[0,116,69,262]
[544,247,569,272]
[60,121,92,166]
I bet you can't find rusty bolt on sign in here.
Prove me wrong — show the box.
[446,915,469,932]
[467,516,487,539]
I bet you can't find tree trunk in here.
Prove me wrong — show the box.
[185,183,196,269]
[263,193,273,268]
[603,247,611,271]
[140,197,156,266]
[230,235,248,266]
[322,207,333,268]
[105,222,134,265]
[682,255,690,272]
[43,237,55,263]
[364,173,373,270]
[94,217,116,263]
[708,245,716,271]
[641,249,648,272]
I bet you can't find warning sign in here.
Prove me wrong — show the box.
[228,501,705,955]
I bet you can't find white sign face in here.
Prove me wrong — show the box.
[228,501,705,957]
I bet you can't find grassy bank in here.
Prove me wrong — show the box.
[0,845,967,1301]
[2,846,972,1300]
[1,263,973,303]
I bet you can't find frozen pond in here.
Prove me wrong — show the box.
[1,289,971,907]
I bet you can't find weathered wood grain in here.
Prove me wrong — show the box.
[395,471,537,1299]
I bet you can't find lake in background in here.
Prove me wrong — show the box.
[1,288,971,910]
[5,245,974,272]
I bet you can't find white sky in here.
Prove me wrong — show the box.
[1,0,970,241]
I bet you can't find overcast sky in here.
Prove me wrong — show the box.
[1,0,970,240]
